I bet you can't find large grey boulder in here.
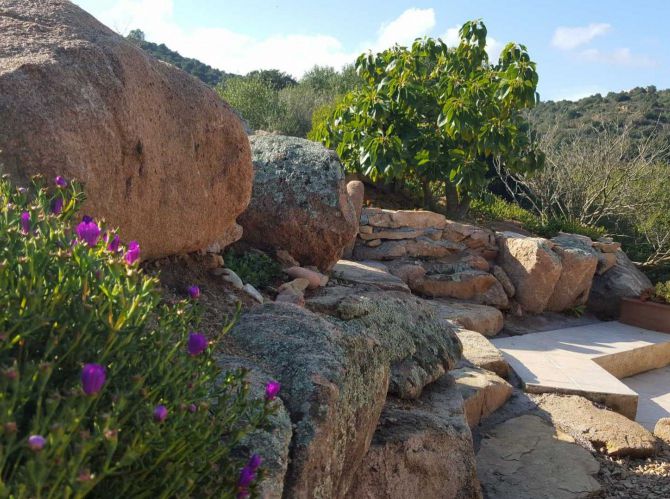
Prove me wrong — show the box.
[347,376,482,499]
[588,249,652,318]
[239,134,358,271]
[217,356,292,498]
[307,290,462,400]
[228,303,389,499]
[0,0,252,258]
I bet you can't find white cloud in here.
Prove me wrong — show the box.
[373,8,436,50]
[578,47,657,67]
[90,1,439,78]
[551,23,611,50]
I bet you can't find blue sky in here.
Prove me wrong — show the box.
[75,0,669,101]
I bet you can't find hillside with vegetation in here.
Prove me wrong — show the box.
[126,29,231,86]
[529,86,670,145]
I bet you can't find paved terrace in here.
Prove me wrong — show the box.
[493,322,670,427]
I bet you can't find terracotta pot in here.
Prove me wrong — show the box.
[620,297,670,333]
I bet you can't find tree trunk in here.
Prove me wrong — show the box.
[445,182,470,219]
[422,179,436,211]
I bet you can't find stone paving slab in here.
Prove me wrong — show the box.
[621,365,670,431]
[493,322,670,421]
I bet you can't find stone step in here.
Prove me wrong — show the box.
[493,322,670,420]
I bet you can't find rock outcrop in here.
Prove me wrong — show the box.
[347,376,482,499]
[452,367,513,428]
[588,249,653,318]
[434,301,504,337]
[496,232,563,314]
[477,415,601,499]
[455,329,509,378]
[228,303,389,499]
[0,0,252,258]
[239,134,357,271]
[546,234,599,312]
[533,393,657,458]
[307,289,462,400]
[217,356,292,498]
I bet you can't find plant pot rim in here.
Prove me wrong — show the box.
[622,297,670,309]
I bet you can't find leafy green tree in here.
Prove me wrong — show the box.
[216,76,283,131]
[311,20,543,215]
[246,69,297,90]
[127,29,145,42]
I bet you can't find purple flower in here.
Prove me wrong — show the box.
[248,454,262,470]
[107,234,120,253]
[187,333,208,356]
[124,241,140,265]
[153,404,168,423]
[238,465,256,488]
[265,380,281,401]
[28,434,46,451]
[188,403,197,413]
[51,197,63,215]
[81,363,106,395]
[20,212,30,234]
[55,176,68,188]
[76,216,100,247]
[187,285,200,299]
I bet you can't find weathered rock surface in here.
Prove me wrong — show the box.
[342,181,364,258]
[455,329,509,378]
[533,393,657,458]
[353,237,463,261]
[588,249,653,318]
[547,234,599,312]
[492,265,515,297]
[476,415,601,499]
[217,355,292,498]
[331,260,410,293]
[655,418,670,443]
[228,303,389,499]
[0,0,252,258]
[497,232,563,314]
[307,290,462,400]
[433,300,504,337]
[347,376,482,499]
[239,135,357,271]
[453,367,513,428]
[596,251,617,275]
[412,271,509,308]
[361,207,447,229]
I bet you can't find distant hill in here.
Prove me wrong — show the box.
[528,86,670,146]
[126,30,231,87]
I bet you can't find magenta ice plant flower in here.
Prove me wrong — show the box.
[81,363,106,395]
[188,403,197,413]
[124,241,140,265]
[187,333,208,356]
[76,216,101,247]
[187,285,200,299]
[55,176,68,188]
[107,233,120,253]
[248,454,262,470]
[153,404,168,423]
[28,434,46,451]
[265,380,281,401]
[20,212,30,234]
[51,197,63,215]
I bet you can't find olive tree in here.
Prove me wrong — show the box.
[310,20,543,215]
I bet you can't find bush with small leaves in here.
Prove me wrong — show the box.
[0,175,277,497]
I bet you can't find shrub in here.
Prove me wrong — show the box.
[224,250,282,290]
[642,281,670,304]
[0,175,275,497]
[470,195,606,240]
